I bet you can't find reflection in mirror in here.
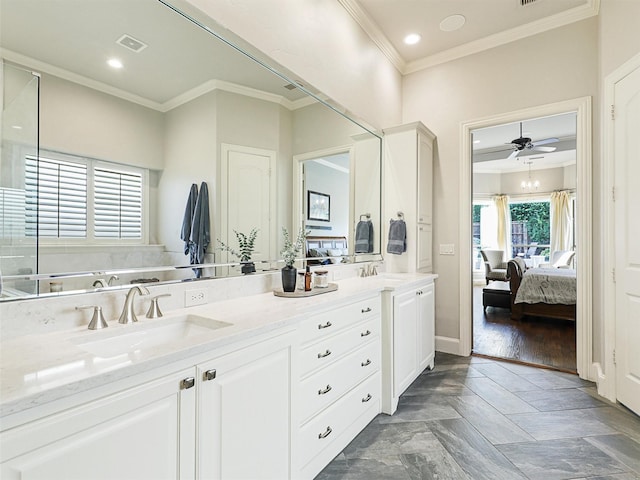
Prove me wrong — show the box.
[0,0,382,300]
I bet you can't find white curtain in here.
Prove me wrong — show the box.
[493,195,511,259]
[550,190,572,255]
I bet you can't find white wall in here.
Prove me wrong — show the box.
[474,165,577,196]
[403,19,599,341]
[305,161,349,236]
[180,0,402,131]
[38,73,164,169]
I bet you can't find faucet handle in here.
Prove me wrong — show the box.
[76,305,108,330]
[146,293,171,318]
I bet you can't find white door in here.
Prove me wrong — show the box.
[614,63,640,415]
[221,144,276,268]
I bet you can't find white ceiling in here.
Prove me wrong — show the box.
[472,111,577,173]
[341,0,597,72]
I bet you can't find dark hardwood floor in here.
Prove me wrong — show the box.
[473,285,577,373]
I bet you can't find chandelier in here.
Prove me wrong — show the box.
[521,160,540,191]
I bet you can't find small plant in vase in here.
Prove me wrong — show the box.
[217,228,259,274]
[280,226,307,292]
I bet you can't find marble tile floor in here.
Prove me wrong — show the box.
[316,353,640,480]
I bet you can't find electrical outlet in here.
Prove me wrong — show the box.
[185,288,208,307]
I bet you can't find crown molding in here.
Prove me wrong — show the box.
[1,49,312,113]
[339,0,599,76]
[336,0,406,74]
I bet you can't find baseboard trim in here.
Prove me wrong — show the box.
[591,362,615,402]
[435,336,464,356]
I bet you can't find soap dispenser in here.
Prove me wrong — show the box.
[304,266,312,292]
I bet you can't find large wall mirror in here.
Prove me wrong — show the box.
[0,0,382,301]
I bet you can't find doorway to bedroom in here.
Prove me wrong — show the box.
[471,111,578,372]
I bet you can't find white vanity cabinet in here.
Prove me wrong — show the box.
[0,367,197,480]
[196,331,294,480]
[0,330,295,480]
[296,294,382,479]
[382,278,436,415]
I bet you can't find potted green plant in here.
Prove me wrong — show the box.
[217,228,259,274]
[280,226,307,292]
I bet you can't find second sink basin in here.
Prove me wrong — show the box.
[73,314,232,358]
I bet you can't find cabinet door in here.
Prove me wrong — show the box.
[393,289,418,397]
[198,334,293,480]
[418,283,435,371]
[417,135,433,224]
[1,369,196,480]
[417,222,433,272]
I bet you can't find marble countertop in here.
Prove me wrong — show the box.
[0,273,436,421]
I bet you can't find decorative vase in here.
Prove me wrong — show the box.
[241,262,256,275]
[281,265,297,292]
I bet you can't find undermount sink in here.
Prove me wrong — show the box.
[73,314,232,358]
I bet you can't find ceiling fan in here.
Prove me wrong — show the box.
[506,122,558,159]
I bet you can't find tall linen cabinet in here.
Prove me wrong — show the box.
[383,122,435,273]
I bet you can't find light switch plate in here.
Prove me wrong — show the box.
[439,244,455,255]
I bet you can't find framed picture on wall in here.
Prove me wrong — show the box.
[307,190,330,222]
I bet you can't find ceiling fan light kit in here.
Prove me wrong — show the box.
[506,122,559,159]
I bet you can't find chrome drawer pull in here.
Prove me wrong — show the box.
[318,384,332,395]
[362,393,372,403]
[181,377,195,390]
[318,426,332,439]
[361,330,371,337]
[203,369,217,381]
[361,307,372,313]
[318,321,332,329]
[361,359,372,367]
[318,349,332,359]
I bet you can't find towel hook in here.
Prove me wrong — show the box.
[359,213,371,221]
[397,211,404,219]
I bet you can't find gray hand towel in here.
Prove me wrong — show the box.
[189,182,211,278]
[355,220,374,253]
[180,183,198,255]
[387,219,406,255]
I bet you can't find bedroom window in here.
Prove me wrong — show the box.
[24,152,146,243]
[509,200,550,258]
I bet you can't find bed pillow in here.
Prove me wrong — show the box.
[328,248,343,264]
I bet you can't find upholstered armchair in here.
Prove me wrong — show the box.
[480,249,509,284]
[540,250,575,269]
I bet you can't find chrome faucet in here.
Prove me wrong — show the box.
[359,263,379,277]
[108,275,119,286]
[118,285,150,324]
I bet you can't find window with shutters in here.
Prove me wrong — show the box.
[23,152,146,243]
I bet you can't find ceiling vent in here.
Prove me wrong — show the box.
[284,83,299,91]
[520,0,538,5]
[116,34,148,53]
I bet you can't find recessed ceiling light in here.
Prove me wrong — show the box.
[403,33,421,45]
[107,58,123,69]
[11,125,23,130]
[439,14,466,32]
[473,140,480,144]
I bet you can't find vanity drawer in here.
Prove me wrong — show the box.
[299,315,380,378]
[299,340,380,424]
[299,372,381,468]
[298,296,380,346]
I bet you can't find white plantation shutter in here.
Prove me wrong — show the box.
[25,156,87,238]
[94,167,142,239]
[22,153,145,241]
[0,188,27,238]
